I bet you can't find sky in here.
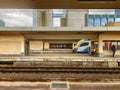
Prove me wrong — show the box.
[0,9,33,26]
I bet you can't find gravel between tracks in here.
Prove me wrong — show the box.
[0,72,120,82]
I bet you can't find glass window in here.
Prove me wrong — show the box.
[115,18,120,22]
[108,18,114,23]
[109,15,115,22]
[101,18,107,26]
[88,18,94,27]
[115,15,120,22]
[53,18,61,27]
[115,9,120,15]
[80,42,89,47]
[95,18,100,26]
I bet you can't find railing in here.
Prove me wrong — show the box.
[0,26,120,31]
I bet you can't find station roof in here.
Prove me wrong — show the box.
[0,0,120,9]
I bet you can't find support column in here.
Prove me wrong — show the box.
[114,17,116,22]
[100,17,102,26]
[91,41,94,50]
[43,41,45,50]
[93,17,95,26]
[98,34,103,57]
[25,40,29,56]
[37,9,50,27]
[21,35,25,56]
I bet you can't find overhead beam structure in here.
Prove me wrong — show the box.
[0,0,120,9]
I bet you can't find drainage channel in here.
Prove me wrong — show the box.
[50,81,70,89]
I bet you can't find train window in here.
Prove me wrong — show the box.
[80,42,89,47]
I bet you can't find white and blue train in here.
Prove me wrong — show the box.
[73,40,90,53]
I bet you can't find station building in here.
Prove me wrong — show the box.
[0,9,120,57]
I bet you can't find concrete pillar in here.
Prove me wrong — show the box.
[91,41,94,49]
[25,40,29,56]
[37,9,50,27]
[93,17,95,26]
[85,14,88,26]
[114,17,115,22]
[67,9,88,27]
[100,17,102,26]
[44,42,49,50]
[98,34,103,57]
[61,18,67,27]
[21,35,25,56]
[107,17,109,24]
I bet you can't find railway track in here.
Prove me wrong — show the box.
[0,66,120,73]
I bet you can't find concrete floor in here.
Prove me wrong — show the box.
[0,82,120,90]
[0,53,119,61]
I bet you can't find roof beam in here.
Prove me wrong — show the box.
[0,0,120,9]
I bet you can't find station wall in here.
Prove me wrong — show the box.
[102,33,120,40]
[29,40,43,52]
[29,40,77,53]
[0,35,25,56]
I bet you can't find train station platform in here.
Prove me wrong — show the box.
[0,81,120,90]
[0,53,88,61]
[0,53,119,61]
[0,53,119,68]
